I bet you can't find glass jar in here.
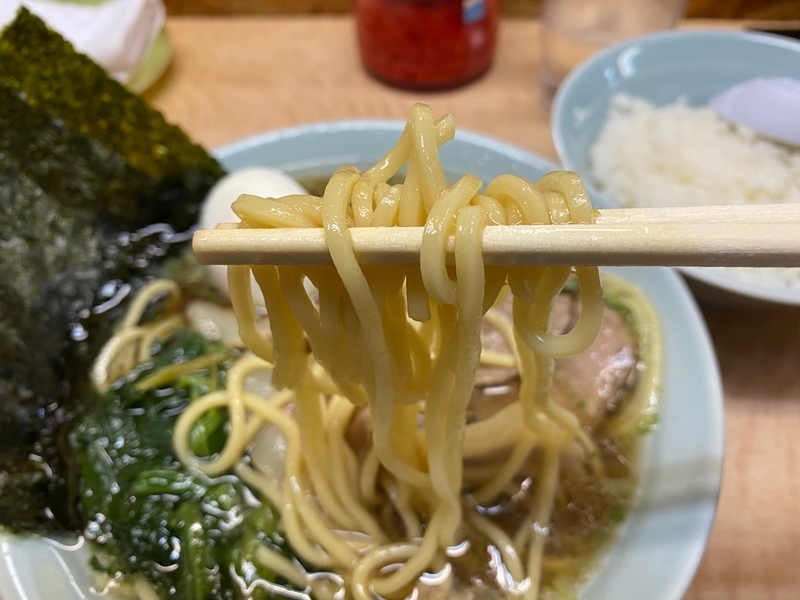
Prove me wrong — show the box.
[355,0,501,90]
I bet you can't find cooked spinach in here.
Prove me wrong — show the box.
[72,330,300,599]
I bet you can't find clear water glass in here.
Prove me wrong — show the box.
[538,0,686,108]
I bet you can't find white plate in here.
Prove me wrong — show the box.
[0,122,724,600]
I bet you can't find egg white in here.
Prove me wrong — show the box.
[200,166,308,304]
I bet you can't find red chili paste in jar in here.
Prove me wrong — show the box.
[355,0,501,90]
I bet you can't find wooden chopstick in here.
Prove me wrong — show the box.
[192,204,800,268]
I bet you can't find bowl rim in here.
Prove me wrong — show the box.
[215,118,560,176]
[216,120,726,599]
[0,121,724,600]
[552,27,800,160]
[551,27,800,306]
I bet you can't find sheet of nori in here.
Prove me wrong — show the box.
[0,10,226,531]
[0,167,103,530]
[0,162,207,531]
[0,85,150,229]
[0,8,224,232]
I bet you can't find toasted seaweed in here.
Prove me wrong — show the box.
[0,8,223,230]
[0,7,221,179]
[0,10,226,531]
[0,165,213,531]
[0,84,215,232]
[0,85,147,228]
[0,167,102,529]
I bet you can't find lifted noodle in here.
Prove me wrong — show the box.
[154,104,661,600]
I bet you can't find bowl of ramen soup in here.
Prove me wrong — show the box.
[0,113,723,600]
[552,29,800,306]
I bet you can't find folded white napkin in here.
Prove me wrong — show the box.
[0,0,165,82]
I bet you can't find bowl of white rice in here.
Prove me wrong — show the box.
[552,29,800,305]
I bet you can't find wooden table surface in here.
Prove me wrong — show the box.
[148,16,800,600]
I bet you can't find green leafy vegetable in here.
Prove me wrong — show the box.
[175,501,221,600]
[71,330,302,599]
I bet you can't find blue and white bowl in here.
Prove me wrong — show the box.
[552,29,800,306]
[0,122,723,600]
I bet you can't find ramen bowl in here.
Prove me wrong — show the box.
[552,29,800,306]
[0,122,723,600]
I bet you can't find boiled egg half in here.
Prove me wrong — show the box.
[200,166,308,304]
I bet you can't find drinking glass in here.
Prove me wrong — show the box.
[538,0,686,108]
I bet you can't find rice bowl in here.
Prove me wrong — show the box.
[552,29,800,305]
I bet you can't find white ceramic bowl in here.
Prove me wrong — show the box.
[552,29,800,306]
[0,122,724,600]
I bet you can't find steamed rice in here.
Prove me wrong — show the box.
[590,93,800,293]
